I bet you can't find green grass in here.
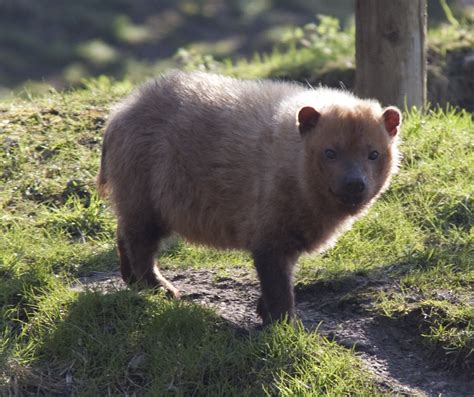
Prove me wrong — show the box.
[175,15,355,83]
[1,74,473,393]
[0,1,358,92]
[0,78,384,395]
[5,289,380,395]
[300,108,473,368]
[377,107,473,358]
[174,13,474,85]
[4,4,474,99]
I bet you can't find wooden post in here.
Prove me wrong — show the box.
[355,0,427,109]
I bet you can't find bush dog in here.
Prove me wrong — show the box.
[98,71,402,324]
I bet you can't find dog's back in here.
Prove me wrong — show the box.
[99,71,307,249]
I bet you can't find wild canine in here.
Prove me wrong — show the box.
[97,71,402,324]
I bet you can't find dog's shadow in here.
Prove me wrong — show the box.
[30,284,298,395]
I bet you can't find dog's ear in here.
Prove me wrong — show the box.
[297,106,320,135]
[382,106,402,137]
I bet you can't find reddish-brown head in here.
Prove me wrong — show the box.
[297,103,402,213]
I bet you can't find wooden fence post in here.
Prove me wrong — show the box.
[355,0,427,109]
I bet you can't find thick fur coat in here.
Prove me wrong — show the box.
[98,71,402,323]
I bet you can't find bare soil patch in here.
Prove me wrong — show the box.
[74,268,474,397]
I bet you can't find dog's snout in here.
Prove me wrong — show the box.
[344,177,366,194]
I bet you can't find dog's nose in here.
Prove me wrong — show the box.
[344,177,366,194]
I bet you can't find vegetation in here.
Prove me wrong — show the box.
[1,4,473,394]
[0,79,378,395]
[1,73,472,394]
[2,0,474,96]
[0,0,354,93]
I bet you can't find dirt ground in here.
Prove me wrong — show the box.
[74,268,474,397]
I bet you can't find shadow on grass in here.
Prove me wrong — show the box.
[74,246,119,276]
[294,254,473,395]
[5,239,470,395]
[10,284,375,396]
[10,289,249,395]
[1,0,334,90]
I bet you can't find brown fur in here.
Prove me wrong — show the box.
[97,71,402,324]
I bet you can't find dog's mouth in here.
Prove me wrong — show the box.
[329,188,365,208]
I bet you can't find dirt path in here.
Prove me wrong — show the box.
[75,268,474,397]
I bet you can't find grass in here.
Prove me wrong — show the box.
[0,78,385,395]
[5,289,380,395]
[1,72,473,393]
[376,109,473,368]
[0,0,356,92]
[175,14,474,113]
[3,2,474,99]
[299,107,473,368]
[175,15,355,83]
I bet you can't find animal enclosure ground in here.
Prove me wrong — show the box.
[0,80,472,395]
[74,267,474,396]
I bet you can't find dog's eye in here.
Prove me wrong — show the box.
[368,150,379,160]
[325,149,336,160]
